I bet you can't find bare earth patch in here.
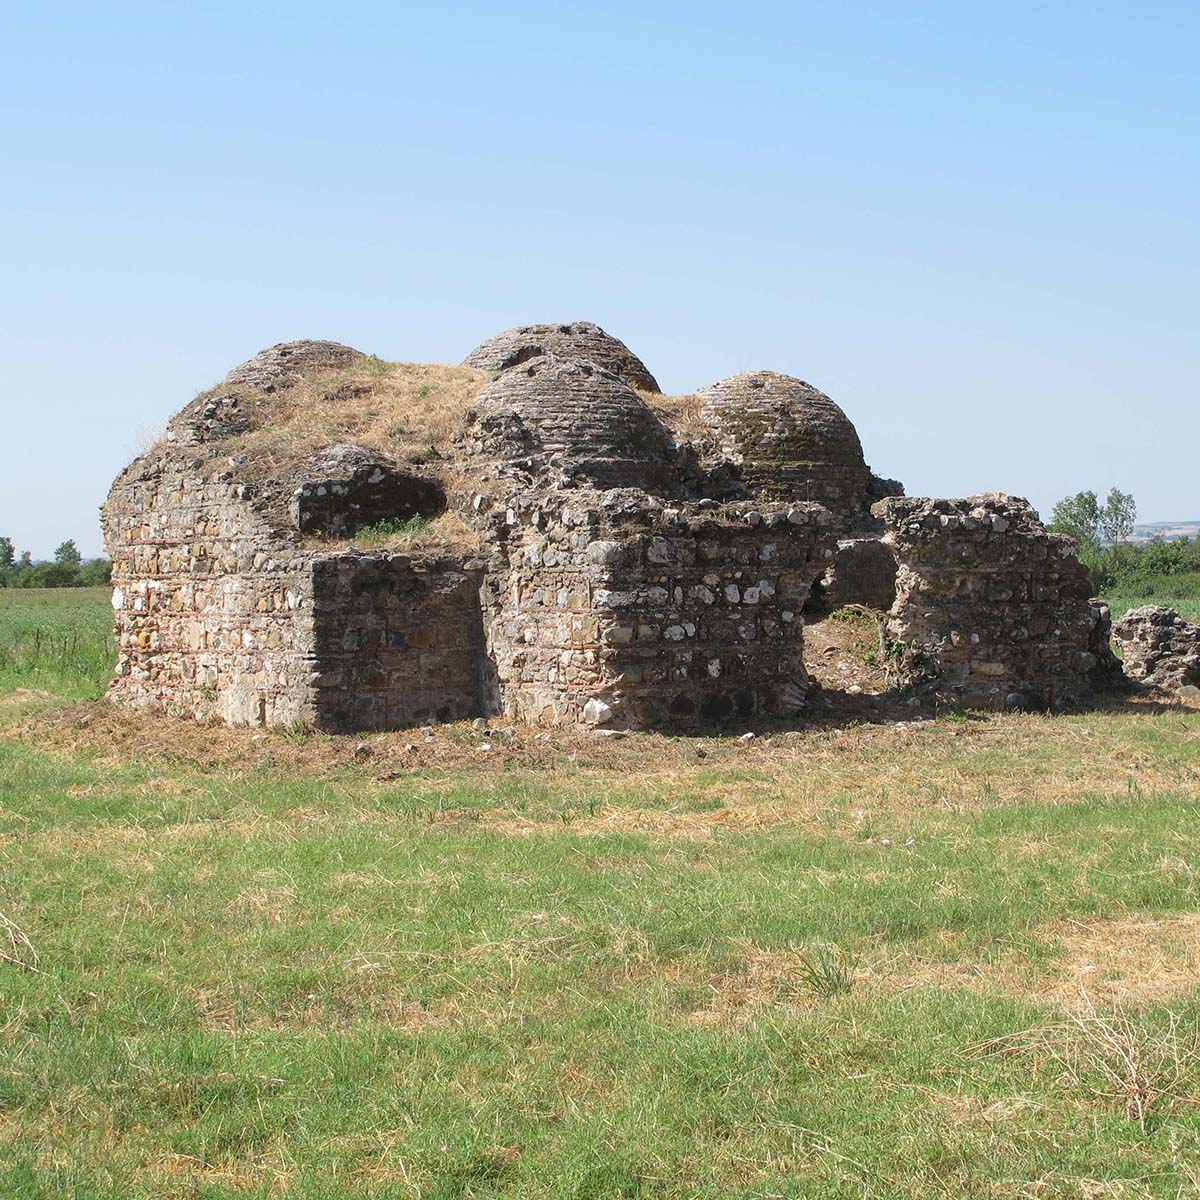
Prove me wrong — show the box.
[1035,913,1200,1010]
[675,913,1200,1029]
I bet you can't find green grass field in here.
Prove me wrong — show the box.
[1104,573,1200,624]
[1,588,1199,1198]
[0,587,114,698]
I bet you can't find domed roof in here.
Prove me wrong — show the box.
[221,340,367,393]
[167,340,370,446]
[697,371,870,513]
[463,321,660,393]
[473,354,676,491]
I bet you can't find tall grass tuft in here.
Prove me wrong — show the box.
[793,943,860,998]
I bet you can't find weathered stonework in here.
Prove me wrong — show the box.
[310,554,488,729]
[291,444,446,539]
[476,489,833,728]
[222,340,368,393]
[807,536,898,614]
[104,326,1126,731]
[103,450,320,727]
[879,494,1119,710]
[1112,606,1200,692]
[696,372,876,517]
[470,355,677,492]
[464,321,660,392]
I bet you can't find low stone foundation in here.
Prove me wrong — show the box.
[879,494,1117,710]
[1112,606,1200,692]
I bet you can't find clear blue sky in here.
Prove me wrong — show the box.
[3,1,1196,558]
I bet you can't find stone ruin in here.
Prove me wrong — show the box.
[879,496,1122,710]
[1112,606,1200,694]
[103,321,1137,732]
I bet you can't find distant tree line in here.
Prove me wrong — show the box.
[1049,488,1200,592]
[0,537,111,588]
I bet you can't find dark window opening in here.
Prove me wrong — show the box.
[295,465,446,539]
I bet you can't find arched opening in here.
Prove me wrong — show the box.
[800,539,903,717]
[803,537,898,619]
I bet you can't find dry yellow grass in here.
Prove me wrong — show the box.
[221,363,712,471]
[21,692,1200,837]
[644,389,708,443]
[629,912,1200,1031]
[1036,914,1200,1010]
[227,359,489,471]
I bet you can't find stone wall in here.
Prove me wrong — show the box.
[310,554,488,729]
[102,450,319,726]
[1112,606,1200,692]
[476,488,834,728]
[879,494,1116,710]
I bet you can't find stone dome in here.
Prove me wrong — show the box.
[463,321,660,393]
[221,340,368,393]
[473,354,676,491]
[167,340,369,446]
[697,371,871,514]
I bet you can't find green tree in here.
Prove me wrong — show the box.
[76,558,113,586]
[16,562,77,588]
[54,539,82,568]
[1099,487,1137,544]
[1050,490,1101,551]
[0,536,13,569]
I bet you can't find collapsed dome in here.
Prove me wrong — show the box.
[697,371,871,513]
[463,321,661,393]
[473,354,676,491]
[221,340,368,393]
[168,340,370,446]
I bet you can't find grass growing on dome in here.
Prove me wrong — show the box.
[217,359,489,477]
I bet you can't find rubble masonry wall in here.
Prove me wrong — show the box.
[478,491,834,727]
[102,453,319,726]
[880,495,1112,710]
[1112,606,1200,691]
[310,555,488,730]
